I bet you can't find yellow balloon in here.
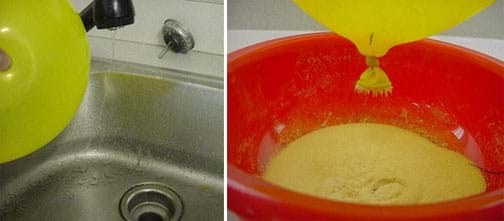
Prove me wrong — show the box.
[294,0,494,57]
[0,0,89,163]
[294,0,494,96]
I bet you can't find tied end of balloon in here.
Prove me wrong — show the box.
[354,56,393,97]
[355,83,393,97]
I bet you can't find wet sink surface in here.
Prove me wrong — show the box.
[0,60,224,220]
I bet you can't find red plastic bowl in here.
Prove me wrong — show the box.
[227,33,504,221]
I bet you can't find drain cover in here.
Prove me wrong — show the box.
[120,182,183,221]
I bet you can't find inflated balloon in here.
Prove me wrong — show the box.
[294,0,494,96]
[0,0,89,163]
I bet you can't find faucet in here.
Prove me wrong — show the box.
[79,0,135,32]
[158,19,195,58]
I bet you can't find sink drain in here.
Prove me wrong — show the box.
[120,182,183,221]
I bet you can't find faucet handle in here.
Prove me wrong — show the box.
[158,19,195,59]
[158,42,172,59]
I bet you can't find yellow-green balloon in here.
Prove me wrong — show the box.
[0,0,89,163]
[294,0,494,57]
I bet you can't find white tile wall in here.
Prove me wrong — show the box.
[70,0,224,78]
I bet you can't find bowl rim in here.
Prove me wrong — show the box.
[229,32,503,76]
[227,32,504,219]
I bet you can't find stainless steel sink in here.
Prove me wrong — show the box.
[0,59,224,220]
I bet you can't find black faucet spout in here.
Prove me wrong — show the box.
[79,0,135,32]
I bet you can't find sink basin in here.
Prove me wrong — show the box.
[0,59,224,220]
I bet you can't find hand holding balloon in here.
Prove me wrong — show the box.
[0,0,90,163]
[0,48,11,72]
